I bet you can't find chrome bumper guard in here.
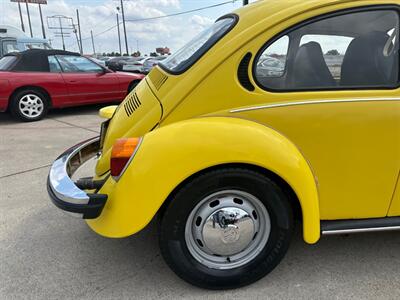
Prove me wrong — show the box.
[47,137,107,219]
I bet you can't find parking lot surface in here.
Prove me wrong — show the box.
[1,106,400,299]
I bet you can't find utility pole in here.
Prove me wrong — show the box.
[243,0,249,5]
[59,17,65,50]
[91,30,96,55]
[38,4,46,39]
[17,2,25,32]
[120,0,129,55]
[116,13,122,56]
[76,9,83,54]
[25,0,33,37]
[73,25,81,53]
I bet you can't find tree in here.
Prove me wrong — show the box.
[149,52,158,57]
[326,49,340,56]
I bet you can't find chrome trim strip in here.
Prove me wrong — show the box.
[49,137,100,205]
[230,97,400,113]
[322,226,400,235]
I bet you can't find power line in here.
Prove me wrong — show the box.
[77,0,237,42]
[125,1,238,22]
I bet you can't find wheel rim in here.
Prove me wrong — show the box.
[185,190,271,270]
[18,94,44,118]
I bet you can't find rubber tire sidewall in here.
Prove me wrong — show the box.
[10,89,49,122]
[159,168,293,290]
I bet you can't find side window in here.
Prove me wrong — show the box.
[2,40,19,55]
[255,9,399,91]
[48,56,62,73]
[299,35,353,81]
[56,55,103,73]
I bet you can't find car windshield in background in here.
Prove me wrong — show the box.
[160,16,237,74]
[24,42,52,50]
[0,56,16,70]
[2,41,19,55]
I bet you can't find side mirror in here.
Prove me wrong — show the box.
[100,67,113,74]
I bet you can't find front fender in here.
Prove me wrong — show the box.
[87,117,320,244]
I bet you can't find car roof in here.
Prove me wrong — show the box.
[235,0,348,18]
[5,49,79,58]
[110,56,131,61]
[234,0,396,36]
[5,49,80,72]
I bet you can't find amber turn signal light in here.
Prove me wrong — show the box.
[110,138,141,177]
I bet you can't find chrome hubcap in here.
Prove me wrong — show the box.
[202,207,254,256]
[185,190,271,269]
[19,94,44,118]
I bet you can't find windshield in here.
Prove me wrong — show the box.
[0,56,17,70]
[2,40,19,55]
[160,16,237,74]
[23,42,52,50]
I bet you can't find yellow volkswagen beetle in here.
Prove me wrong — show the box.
[48,0,400,289]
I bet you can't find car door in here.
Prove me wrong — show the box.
[248,7,400,220]
[388,173,400,216]
[56,55,120,104]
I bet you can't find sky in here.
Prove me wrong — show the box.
[0,0,252,55]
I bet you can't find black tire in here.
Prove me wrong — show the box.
[128,81,140,93]
[10,89,49,122]
[159,168,293,290]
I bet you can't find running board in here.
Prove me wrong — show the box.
[321,217,400,235]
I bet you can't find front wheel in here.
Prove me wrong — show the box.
[159,168,293,289]
[10,89,49,122]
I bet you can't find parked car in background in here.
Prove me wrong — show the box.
[0,49,144,121]
[107,56,132,71]
[86,56,106,67]
[98,56,112,63]
[256,56,286,77]
[122,57,146,73]
[48,0,400,290]
[0,25,51,58]
[142,56,167,74]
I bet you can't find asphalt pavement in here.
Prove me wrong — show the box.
[1,105,400,299]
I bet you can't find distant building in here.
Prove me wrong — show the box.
[156,47,170,55]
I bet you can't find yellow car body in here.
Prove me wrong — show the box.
[86,0,400,245]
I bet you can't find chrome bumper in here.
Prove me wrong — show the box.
[47,137,107,219]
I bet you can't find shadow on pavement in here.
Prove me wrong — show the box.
[0,103,117,125]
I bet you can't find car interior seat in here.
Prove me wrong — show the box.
[289,41,336,89]
[341,31,398,86]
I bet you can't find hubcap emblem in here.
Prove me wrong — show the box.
[221,225,240,244]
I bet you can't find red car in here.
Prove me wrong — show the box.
[0,49,144,121]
